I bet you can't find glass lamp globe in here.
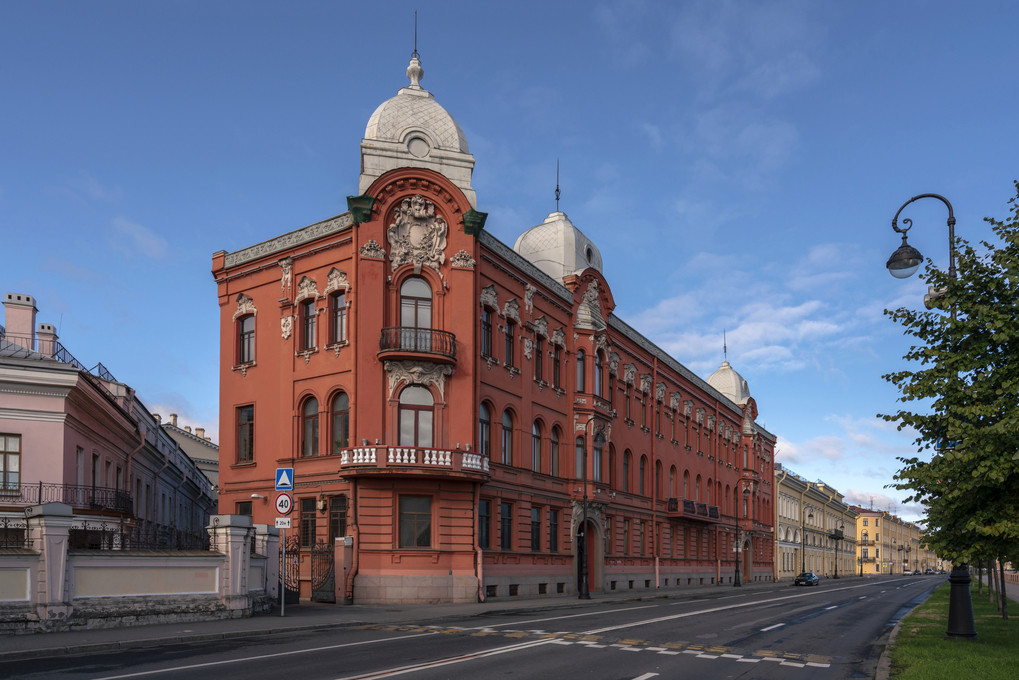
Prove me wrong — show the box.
[887,239,923,279]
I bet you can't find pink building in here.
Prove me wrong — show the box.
[0,293,213,546]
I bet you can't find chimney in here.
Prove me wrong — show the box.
[205,437,211,442]
[184,426,192,434]
[169,413,178,427]
[152,413,162,425]
[36,322,58,357]
[195,427,205,439]
[3,293,38,350]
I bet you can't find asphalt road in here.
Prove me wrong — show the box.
[0,576,944,680]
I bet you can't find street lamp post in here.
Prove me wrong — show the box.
[859,556,864,577]
[831,521,844,579]
[735,487,751,587]
[886,192,976,639]
[801,510,813,573]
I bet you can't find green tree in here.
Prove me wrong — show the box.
[880,182,1019,584]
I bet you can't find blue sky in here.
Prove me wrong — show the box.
[3,1,1016,522]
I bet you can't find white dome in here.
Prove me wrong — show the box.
[707,360,751,405]
[513,212,603,282]
[363,56,469,154]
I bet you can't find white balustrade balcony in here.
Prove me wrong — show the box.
[339,446,489,479]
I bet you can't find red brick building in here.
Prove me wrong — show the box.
[212,54,776,604]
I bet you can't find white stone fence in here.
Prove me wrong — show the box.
[0,503,280,634]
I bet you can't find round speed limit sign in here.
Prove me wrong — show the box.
[275,492,294,515]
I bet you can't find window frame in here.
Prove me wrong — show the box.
[534,336,544,382]
[531,422,541,473]
[331,392,350,454]
[530,507,541,552]
[237,314,255,365]
[301,397,319,458]
[479,499,491,549]
[300,299,317,351]
[576,350,586,392]
[549,509,559,553]
[330,291,347,345]
[481,308,493,357]
[300,497,317,547]
[504,320,515,368]
[398,386,434,448]
[398,495,432,549]
[479,403,492,458]
[500,502,513,550]
[550,427,560,477]
[237,405,254,463]
[329,496,348,543]
[501,410,513,465]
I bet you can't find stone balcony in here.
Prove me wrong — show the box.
[339,446,489,479]
[666,498,724,524]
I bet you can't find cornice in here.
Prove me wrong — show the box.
[479,230,573,303]
[223,212,353,269]
[0,407,67,423]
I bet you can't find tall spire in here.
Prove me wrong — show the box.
[406,12,424,90]
[723,329,727,361]
[555,159,560,212]
[412,11,419,58]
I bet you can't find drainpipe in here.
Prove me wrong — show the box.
[344,477,359,603]
[775,467,787,582]
[651,356,659,589]
[474,481,484,602]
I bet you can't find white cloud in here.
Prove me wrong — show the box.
[108,217,168,259]
[641,123,664,151]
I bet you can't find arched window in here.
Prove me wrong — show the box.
[400,278,432,351]
[608,444,616,488]
[478,403,492,457]
[656,461,663,499]
[592,436,602,482]
[594,352,604,397]
[331,392,349,454]
[725,485,731,515]
[398,386,433,448]
[575,437,586,479]
[670,466,677,497]
[300,299,316,351]
[531,422,542,473]
[302,397,319,457]
[550,427,560,477]
[330,292,347,344]
[238,315,255,364]
[576,350,586,392]
[623,450,632,493]
[639,456,647,496]
[707,478,713,504]
[683,470,690,498]
[695,474,702,502]
[501,410,513,465]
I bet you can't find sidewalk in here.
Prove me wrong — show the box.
[0,575,833,662]
[976,571,1019,604]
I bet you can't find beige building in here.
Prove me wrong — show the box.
[851,507,941,575]
[154,413,219,512]
[775,464,859,580]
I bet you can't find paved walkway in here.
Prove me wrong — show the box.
[976,570,1019,605]
[0,576,849,662]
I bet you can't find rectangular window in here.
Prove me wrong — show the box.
[91,452,99,489]
[329,496,347,543]
[553,346,561,388]
[479,500,491,549]
[609,374,615,410]
[500,502,513,550]
[115,466,122,491]
[331,293,347,344]
[504,321,515,368]
[531,508,541,552]
[237,501,252,516]
[549,509,559,553]
[625,385,631,420]
[301,299,316,350]
[875,518,880,526]
[238,315,255,364]
[604,516,613,556]
[623,519,631,555]
[863,518,868,526]
[863,548,869,559]
[399,496,431,548]
[481,309,493,357]
[534,337,544,381]
[638,521,644,555]
[1,434,21,491]
[76,446,84,487]
[300,498,317,547]
[237,406,254,462]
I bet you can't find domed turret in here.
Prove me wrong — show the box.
[512,211,603,282]
[707,360,751,405]
[359,55,477,207]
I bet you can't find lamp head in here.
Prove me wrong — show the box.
[887,236,923,279]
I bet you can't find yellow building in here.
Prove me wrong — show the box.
[851,508,942,575]
[775,465,858,580]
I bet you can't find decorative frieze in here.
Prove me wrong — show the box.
[503,299,520,323]
[524,284,536,315]
[655,382,666,403]
[480,284,498,309]
[551,328,565,347]
[609,351,620,376]
[232,293,256,321]
[323,267,350,296]
[623,363,637,385]
[707,414,716,431]
[360,239,386,259]
[523,338,533,360]
[296,275,319,303]
[384,360,454,400]
[281,316,294,340]
[533,315,549,340]
[450,249,476,269]
[670,392,681,411]
[684,400,694,418]
[224,213,352,269]
[386,194,448,273]
[696,408,706,425]
[640,373,652,394]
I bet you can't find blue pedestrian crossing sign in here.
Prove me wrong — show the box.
[275,468,294,491]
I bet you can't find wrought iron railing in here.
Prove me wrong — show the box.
[0,516,30,549]
[666,498,721,520]
[1,482,133,514]
[0,332,123,405]
[379,327,456,358]
[68,518,211,551]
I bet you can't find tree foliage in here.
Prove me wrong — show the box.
[880,182,1019,566]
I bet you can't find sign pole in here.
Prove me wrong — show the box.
[281,525,285,617]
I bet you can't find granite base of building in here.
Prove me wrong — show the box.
[353,574,479,604]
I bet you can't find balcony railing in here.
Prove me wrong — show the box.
[666,498,722,522]
[68,518,211,551]
[0,482,133,514]
[379,327,456,359]
[339,446,489,476]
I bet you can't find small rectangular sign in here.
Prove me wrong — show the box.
[275,517,291,529]
[275,468,294,491]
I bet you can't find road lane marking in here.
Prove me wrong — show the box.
[335,638,554,679]
[89,632,440,680]
[632,674,659,680]
[825,606,838,610]
[470,604,657,629]
[760,623,785,631]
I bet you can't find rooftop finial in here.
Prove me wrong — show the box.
[555,159,561,212]
[406,13,424,89]
[723,329,727,361]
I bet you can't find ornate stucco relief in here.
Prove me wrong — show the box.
[623,363,637,385]
[533,316,549,340]
[609,351,620,376]
[386,194,448,273]
[551,328,565,347]
[279,257,293,297]
[233,293,257,321]
[639,373,652,394]
[575,280,606,331]
[707,414,716,431]
[360,239,386,259]
[384,360,454,401]
[224,213,352,269]
[295,276,319,303]
[480,284,498,309]
[696,408,706,425]
[684,400,694,417]
[670,392,681,411]
[524,284,536,315]
[281,316,294,340]
[450,249,476,269]
[503,299,521,323]
[590,333,608,355]
[323,267,350,296]
[523,338,533,360]
[655,382,666,403]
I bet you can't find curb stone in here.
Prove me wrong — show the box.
[874,583,941,680]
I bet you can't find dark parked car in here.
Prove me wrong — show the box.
[794,572,819,586]
[913,569,922,575]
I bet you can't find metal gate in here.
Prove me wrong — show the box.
[279,533,300,606]
[311,541,336,603]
